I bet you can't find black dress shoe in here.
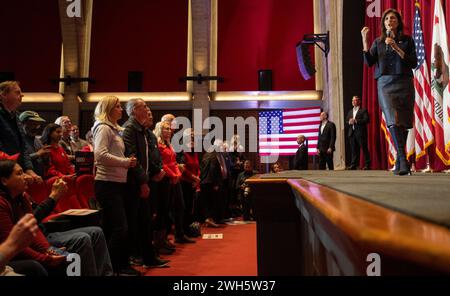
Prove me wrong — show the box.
[129,256,144,266]
[163,240,176,250]
[143,258,170,268]
[362,166,370,170]
[346,166,357,170]
[116,266,141,276]
[157,246,175,255]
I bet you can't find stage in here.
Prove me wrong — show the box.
[247,170,450,276]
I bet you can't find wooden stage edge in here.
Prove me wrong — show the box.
[247,176,450,275]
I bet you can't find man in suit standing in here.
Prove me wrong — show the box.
[317,112,336,170]
[346,96,370,170]
[200,140,228,227]
[293,135,308,170]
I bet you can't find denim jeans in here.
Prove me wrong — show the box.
[8,260,48,276]
[47,226,113,276]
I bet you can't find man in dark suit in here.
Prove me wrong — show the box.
[317,112,336,170]
[346,96,370,170]
[293,135,308,170]
[200,141,228,227]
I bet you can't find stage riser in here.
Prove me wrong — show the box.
[251,181,447,276]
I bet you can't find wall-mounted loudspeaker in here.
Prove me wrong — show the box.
[0,72,15,83]
[258,69,272,91]
[128,71,143,92]
[296,43,316,80]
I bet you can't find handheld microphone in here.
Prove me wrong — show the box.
[386,30,391,51]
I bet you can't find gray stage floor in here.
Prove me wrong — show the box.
[260,170,450,228]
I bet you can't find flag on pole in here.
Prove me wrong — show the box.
[380,113,396,168]
[406,127,416,161]
[413,3,434,150]
[431,0,450,166]
[410,3,434,162]
[259,107,321,156]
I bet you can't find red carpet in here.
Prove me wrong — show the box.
[144,222,257,276]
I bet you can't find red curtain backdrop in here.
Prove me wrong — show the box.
[362,0,450,170]
[217,0,315,91]
[89,0,188,92]
[0,0,61,92]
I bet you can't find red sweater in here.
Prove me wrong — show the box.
[46,145,75,178]
[0,192,52,264]
[180,152,200,182]
[158,143,181,182]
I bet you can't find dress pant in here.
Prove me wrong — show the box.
[171,182,186,239]
[200,183,221,221]
[318,151,334,170]
[181,180,195,233]
[94,180,129,272]
[124,184,157,263]
[154,177,171,231]
[349,134,370,168]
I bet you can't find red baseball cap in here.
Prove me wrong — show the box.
[0,151,20,161]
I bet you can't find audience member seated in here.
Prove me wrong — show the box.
[236,160,258,221]
[54,116,75,161]
[83,130,94,152]
[0,159,113,276]
[270,162,283,173]
[0,212,48,276]
[19,111,51,178]
[40,123,75,179]
[70,125,90,152]
[0,159,67,274]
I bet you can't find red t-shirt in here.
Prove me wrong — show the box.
[46,145,75,178]
[180,152,200,182]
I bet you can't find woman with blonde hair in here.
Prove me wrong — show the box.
[154,122,194,254]
[92,96,139,275]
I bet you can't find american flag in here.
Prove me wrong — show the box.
[258,107,321,156]
[381,113,396,168]
[407,3,434,162]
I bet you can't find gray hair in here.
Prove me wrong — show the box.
[161,113,175,123]
[55,116,69,125]
[125,98,144,117]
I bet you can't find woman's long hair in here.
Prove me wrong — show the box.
[154,121,171,147]
[0,159,16,196]
[40,123,61,145]
[380,8,404,40]
[94,95,123,130]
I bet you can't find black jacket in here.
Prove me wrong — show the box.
[200,151,222,186]
[293,144,308,170]
[317,121,336,153]
[235,170,257,191]
[346,107,369,138]
[0,104,33,170]
[122,117,162,186]
[363,35,417,79]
